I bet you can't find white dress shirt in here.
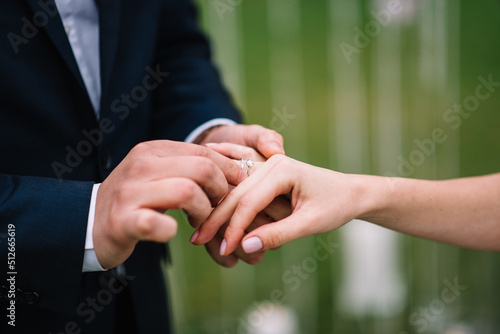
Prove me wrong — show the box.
[54,1,235,272]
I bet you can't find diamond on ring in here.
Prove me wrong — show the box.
[240,158,254,175]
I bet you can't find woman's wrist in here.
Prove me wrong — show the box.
[352,174,392,223]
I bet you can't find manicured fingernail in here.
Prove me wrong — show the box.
[189,229,199,243]
[242,236,263,253]
[219,239,227,256]
[268,142,285,154]
[205,143,218,146]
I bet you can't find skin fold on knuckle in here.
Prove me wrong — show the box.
[114,184,136,207]
[175,178,199,205]
[260,128,282,144]
[193,144,212,159]
[248,124,263,134]
[196,160,227,201]
[240,145,257,157]
[193,157,217,180]
[127,156,152,178]
[236,195,259,219]
[267,228,286,249]
[267,153,288,166]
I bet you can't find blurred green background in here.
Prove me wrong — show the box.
[166,1,500,333]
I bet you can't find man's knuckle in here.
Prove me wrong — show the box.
[244,253,265,265]
[116,184,135,204]
[241,146,258,158]
[131,142,150,156]
[195,158,216,180]
[249,124,263,132]
[258,126,279,139]
[268,154,287,166]
[129,157,151,175]
[136,214,154,238]
[219,257,238,268]
[193,145,212,159]
[269,128,282,138]
[176,179,198,202]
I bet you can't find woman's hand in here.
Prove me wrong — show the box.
[193,141,500,253]
[192,153,374,255]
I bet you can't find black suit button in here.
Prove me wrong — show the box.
[100,148,112,170]
[21,292,39,305]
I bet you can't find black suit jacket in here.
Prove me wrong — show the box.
[0,0,241,333]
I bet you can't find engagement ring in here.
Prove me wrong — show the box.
[239,158,254,176]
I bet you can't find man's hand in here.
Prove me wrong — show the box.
[93,140,245,269]
[197,124,285,159]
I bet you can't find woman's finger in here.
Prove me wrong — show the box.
[241,210,313,253]
[221,164,295,255]
[194,155,294,249]
[193,164,271,244]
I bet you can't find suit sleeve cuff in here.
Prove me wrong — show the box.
[184,118,237,143]
[83,183,106,272]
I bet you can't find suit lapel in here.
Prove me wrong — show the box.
[97,0,121,110]
[24,0,87,94]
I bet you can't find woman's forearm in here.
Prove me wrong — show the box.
[358,173,500,251]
